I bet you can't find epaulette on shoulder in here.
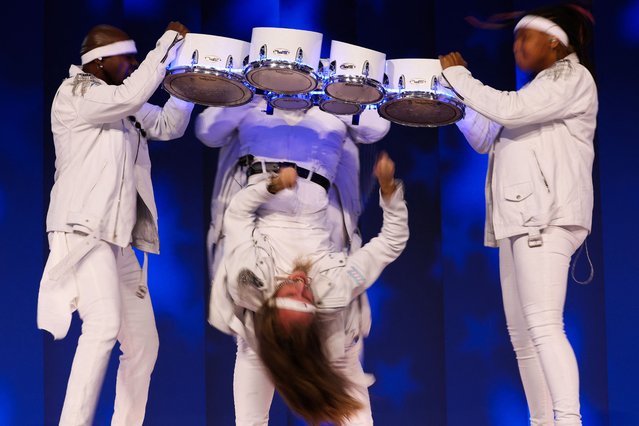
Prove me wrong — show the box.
[71,73,102,96]
[540,59,575,82]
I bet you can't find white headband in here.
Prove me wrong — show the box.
[81,40,137,65]
[514,15,569,46]
[272,297,317,313]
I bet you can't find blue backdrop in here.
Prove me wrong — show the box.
[1,0,638,425]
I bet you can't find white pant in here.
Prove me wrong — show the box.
[499,226,587,426]
[50,233,159,426]
[233,336,373,426]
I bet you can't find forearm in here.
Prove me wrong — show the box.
[223,182,274,252]
[195,99,260,147]
[138,96,194,140]
[343,108,391,144]
[441,65,575,128]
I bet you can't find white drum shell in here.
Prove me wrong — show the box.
[329,40,386,82]
[248,27,322,69]
[170,33,250,71]
[385,58,442,91]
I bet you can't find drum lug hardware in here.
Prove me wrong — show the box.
[398,75,405,91]
[330,60,336,75]
[226,55,234,69]
[259,44,267,60]
[431,75,438,91]
[191,49,199,66]
[362,60,370,77]
[296,47,304,63]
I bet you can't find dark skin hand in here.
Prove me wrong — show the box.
[439,52,468,70]
[166,21,189,37]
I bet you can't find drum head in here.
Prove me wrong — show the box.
[245,61,318,94]
[379,93,464,127]
[269,96,313,110]
[324,76,385,104]
[319,99,363,115]
[163,68,253,107]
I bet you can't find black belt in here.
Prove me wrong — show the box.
[246,161,330,192]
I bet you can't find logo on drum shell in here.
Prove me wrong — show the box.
[340,63,356,70]
[273,48,290,55]
[410,78,429,85]
[205,56,222,62]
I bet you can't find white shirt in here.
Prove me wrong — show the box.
[441,54,598,246]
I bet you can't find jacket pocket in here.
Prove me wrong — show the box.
[504,181,533,202]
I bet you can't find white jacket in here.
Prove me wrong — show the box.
[441,53,597,246]
[209,181,409,358]
[46,30,193,253]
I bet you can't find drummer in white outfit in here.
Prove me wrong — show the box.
[217,154,408,425]
[196,94,389,425]
[38,22,193,426]
[440,5,596,425]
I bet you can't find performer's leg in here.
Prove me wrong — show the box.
[499,237,554,426]
[511,226,586,426]
[233,336,274,426]
[59,236,121,426]
[112,247,159,426]
[333,338,374,426]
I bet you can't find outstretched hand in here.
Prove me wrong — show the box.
[439,52,467,70]
[374,152,397,199]
[267,167,298,194]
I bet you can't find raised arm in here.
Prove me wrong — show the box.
[340,107,391,144]
[313,153,409,307]
[135,97,194,141]
[440,61,593,128]
[195,98,261,147]
[77,29,184,124]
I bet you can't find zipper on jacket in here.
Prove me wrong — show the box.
[112,123,129,240]
[532,150,550,192]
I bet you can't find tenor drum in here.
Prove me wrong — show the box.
[316,95,365,115]
[378,58,464,127]
[163,33,253,106]
[267,93,314,111]
[324,41,386,105]
[245,27,322,95]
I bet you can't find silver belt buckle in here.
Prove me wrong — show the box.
[528,229,543,248]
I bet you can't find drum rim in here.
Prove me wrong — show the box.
[163,67,254,107]
[324,75,385,104]
[244,60,319,94]
[166,65,246,78]
[378,91,465,127]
